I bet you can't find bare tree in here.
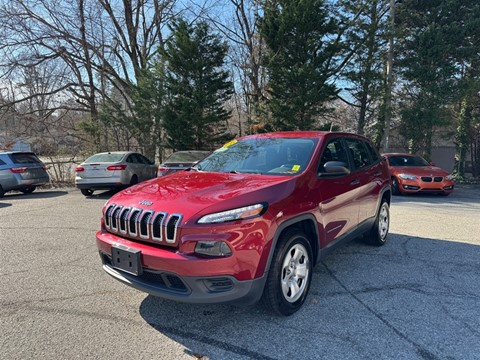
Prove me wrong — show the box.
[197,0,267,134]
[0,0,178,155]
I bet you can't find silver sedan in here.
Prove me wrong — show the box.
[75,151,157,196]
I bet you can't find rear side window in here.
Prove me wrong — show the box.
[345,138,372,170]
[364,141,380,163]
[0,158,6,165]
[137,154,153,164]
[10,153,41,164]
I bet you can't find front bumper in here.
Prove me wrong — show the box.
[96,227,270,304]
[398,179,454,194]
[100,252,266,304]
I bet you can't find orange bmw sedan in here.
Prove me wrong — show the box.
[383,153,454,196]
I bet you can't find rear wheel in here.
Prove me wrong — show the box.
[392,177,401,195]
[368,200,390,246]
[81,189,94,196]
[261,229,313,316]
[20,186,36,194]
[129,175,138,186]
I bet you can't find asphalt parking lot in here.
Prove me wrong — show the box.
[1,185,479,360]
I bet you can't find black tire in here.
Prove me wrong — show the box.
[392,177,401,196]
[261,229,313,316]
[0,185,4,198]
[20,186,36,194]
[81,189,94,196]
[129,175,138,186]
[367,200,390,246]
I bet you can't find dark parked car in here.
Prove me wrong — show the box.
[96,132,391,315]
[157,150,210,177]
[0,151,50,197]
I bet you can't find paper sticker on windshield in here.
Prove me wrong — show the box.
[223,139,237,148]
[292,165,301,172]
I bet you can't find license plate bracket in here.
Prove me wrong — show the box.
[111,245,143,276]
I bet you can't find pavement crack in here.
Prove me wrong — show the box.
[149,323,278,360]
[322,261,439,360]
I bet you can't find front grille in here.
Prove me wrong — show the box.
[434,176,443,182]
[421,177,432,182]
[104,204,183,245]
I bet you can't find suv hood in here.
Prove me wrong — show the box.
[108,171,295,221]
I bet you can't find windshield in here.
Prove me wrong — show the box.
[194,137,318,175]
[388,155,429,167]
[85,153,126,163]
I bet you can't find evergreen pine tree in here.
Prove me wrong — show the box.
[259,0,341,131]
[162,19,234,150]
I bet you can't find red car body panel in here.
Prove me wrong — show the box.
[96,131,391,305]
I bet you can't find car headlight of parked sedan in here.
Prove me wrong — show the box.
[398,173,417,180]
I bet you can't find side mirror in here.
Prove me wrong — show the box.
[319,161,350,176]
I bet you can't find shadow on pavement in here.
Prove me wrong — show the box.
[138,233,480,360]
[81,190,118,200]
[2,190,69,200]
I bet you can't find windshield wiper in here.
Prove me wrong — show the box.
[229,170,263,174]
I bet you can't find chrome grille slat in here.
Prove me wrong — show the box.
[104,206,182,245]
[139,211,154,239]
[119,207,131,234]
[128,209,142,236]
[111,206,123,230]
[166,214,182,243]
[152,212,167,241]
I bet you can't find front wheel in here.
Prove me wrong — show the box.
[368,200,390,246]
[392,177,401,195]
[261,229,313,316]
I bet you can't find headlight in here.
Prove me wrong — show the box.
[398,173,417,180]
[445,174,454,180]
[197,203,266,224]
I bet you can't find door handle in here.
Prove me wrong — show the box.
[350,179,360,186]
[374,171,382,176]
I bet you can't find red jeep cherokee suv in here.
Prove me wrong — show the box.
[96,132,391,315]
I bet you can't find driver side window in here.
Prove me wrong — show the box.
[318,139,349,173]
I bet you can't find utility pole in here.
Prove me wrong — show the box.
[383,0,395,152]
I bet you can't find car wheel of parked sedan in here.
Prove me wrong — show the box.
[81,189,94,196]
[0,185,4,198]
[20,186,36,194]
[129,175,138,186]
[391,177,401,195]
[368,200,390,246]
[261,229,313,316]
